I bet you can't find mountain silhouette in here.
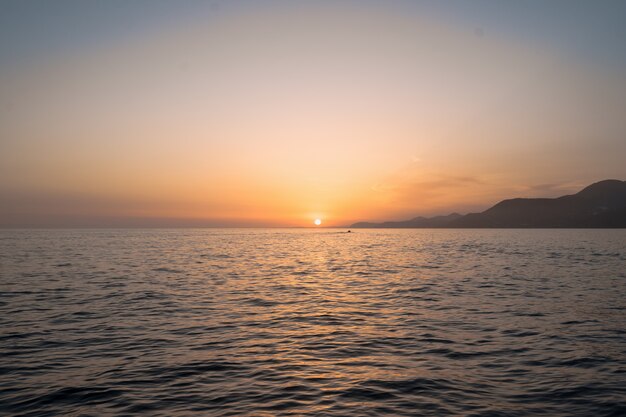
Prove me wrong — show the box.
[351,180,626,228]
[351,213,463,228]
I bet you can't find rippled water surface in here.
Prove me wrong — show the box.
[1,229,625,416]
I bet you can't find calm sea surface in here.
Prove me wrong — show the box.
[1,229,625,416]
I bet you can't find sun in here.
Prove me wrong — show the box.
[314,219,322,226]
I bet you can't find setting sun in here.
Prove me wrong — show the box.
[1,2,625,416]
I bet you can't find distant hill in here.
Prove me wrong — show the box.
[350,180,626,228]
[351,213,463,228]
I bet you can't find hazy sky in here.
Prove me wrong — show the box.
[1,0,626,227]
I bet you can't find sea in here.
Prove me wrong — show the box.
[1,229,625,416]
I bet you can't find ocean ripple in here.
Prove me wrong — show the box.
[1,228,625,416]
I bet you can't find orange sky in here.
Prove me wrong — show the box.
[1,1,626,227]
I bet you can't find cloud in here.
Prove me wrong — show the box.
[516,181,586,198]
[366,159,492,217]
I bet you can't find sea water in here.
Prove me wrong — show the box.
[1,229,625,416]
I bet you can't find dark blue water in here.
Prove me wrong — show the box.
[1,229,625,416]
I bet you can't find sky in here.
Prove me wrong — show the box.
[1,0,626,227]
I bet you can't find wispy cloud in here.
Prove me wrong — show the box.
[518,182,582,197]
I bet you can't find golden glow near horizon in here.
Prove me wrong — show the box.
[314,219,322,226]
[1,1,626,227]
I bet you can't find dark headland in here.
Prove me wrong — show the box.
[351,179,626,228]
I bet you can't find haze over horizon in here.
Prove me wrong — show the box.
[2,0,626,227]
